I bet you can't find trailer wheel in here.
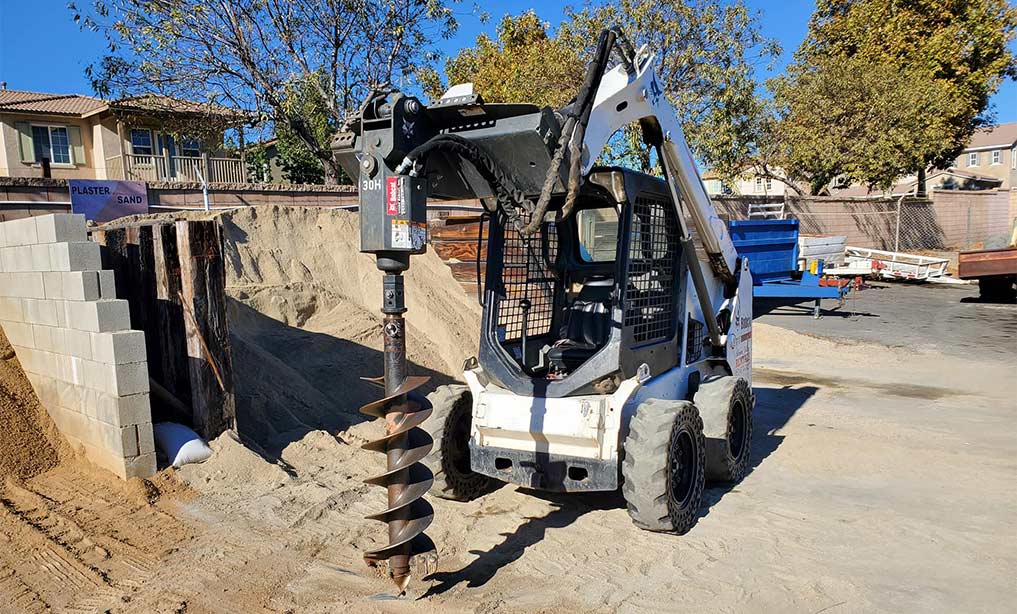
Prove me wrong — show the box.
[622,399,706,534]
[424,384,493,501]
[696,376,754,483]
[979,276,1017,303]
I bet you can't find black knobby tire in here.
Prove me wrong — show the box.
[622,399,706,534]
[979,276,1017,303]
[696,375,754,483]
[423,384,493,501]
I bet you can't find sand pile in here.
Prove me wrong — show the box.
[0,328,65,482]
[218,206,482,447]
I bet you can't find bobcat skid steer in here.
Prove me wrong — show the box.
[334,28,755,534]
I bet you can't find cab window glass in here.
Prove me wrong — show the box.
[577,207,619,262]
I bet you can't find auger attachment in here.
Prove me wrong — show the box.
[360,269,437,594]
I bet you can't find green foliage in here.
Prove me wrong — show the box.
[566,0,780,176]
[73,0,460,184]
[770,0,1017,193]
[421,11,585,108]
[424,3,779,177]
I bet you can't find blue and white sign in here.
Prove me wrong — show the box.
[68,180,149,223]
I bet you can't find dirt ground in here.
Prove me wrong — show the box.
[2,207,1015,613]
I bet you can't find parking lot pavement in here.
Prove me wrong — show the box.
[756,281,1017,362]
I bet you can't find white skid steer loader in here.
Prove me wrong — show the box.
[335,28,754,541]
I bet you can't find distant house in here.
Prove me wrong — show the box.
[954,122,1017,189]
[702,166,796,197]
[0,88,248,183]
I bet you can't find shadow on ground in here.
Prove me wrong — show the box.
[753,297,878,319]
[226,298,456,462]
[699,383,817,516]
[423,489,625,596]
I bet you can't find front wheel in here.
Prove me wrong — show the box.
[622,399,706,534]
[423,384,494,501]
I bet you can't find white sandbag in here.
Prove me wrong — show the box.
[153,422,213,468]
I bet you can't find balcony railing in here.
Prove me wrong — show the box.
[105,154,247,183]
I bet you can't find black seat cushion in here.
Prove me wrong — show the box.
[548,279,613,372]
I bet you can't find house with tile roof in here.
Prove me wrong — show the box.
[954,122,1017,189]
[0,88,249,183]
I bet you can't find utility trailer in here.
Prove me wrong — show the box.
[958,247,1017,301]
[728,219,847,318]
[831,246,949,282]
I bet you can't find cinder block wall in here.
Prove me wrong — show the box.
[0,214,156,479]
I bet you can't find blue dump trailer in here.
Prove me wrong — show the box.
[727,219,847,318]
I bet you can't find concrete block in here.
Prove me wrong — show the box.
[1,321,34,347]
[64,328,93,359]
[0,297,23,322]
[35,214,87,244]
[137,423,155,455]
[4,218,38,247]
[105,424,139,458]
[30,244,52,272]
[4,246,34,272]
[42,272,64,300]
[89,390,151,427]
[64,299,131,333]
[23,299,60,327]
[31,324,56,352]
[97,270,116,299]
[63,271,101,301]
[56,379,81,410]
[50,242,102,272]
[2,273,46,299]
[107,361,150,397]
[125,453,157,479]
[90,330,146,365]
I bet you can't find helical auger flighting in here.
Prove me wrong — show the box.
[360,311,437,594]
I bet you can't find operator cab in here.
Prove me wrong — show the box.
[479,167,688,398]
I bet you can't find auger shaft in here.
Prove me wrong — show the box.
[359,263,436,595]
[381,274,412,588]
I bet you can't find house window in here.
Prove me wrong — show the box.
[766,178,773,190]
[31,125,71,164]
[968,152,978,166]
[754,177,763,192]
[180,137,200,157]
[131,129,154,155]
[991,150,1001,165]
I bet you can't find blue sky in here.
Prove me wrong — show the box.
[1,0,1014,123]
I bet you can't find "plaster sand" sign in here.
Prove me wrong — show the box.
[68,180,149,223]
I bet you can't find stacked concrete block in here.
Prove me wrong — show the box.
[0,214,156,480]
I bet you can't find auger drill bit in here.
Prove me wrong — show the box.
[360,270,436,594]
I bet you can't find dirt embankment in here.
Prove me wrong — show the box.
[0,329,65,482]
[218,205,481,447]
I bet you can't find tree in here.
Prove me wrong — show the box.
[770,0,1017,193]
[73,0,459,184]
[420,11,585,108]
[422,3,779,178]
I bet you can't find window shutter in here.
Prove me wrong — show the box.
[68,125,85,165]
[15,122,35,163]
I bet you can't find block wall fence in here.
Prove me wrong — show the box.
[0,214,155,479]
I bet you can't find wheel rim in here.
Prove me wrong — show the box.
[668,429,696,506]
[728,398,747,462]
[447,404,473,475]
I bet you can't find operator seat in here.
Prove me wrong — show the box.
[547,277,613,372]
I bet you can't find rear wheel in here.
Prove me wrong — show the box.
[424,384,494,501]
[696,376,754,483]
[622,399,706,534]
[979,276,1017,302]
